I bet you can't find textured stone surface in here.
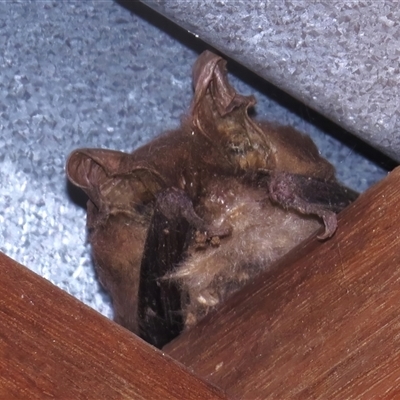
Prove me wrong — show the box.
[143,0,400,162]
[0,1,386,320]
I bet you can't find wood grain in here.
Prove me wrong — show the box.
[165,167,400,399]
[0,253,227,400]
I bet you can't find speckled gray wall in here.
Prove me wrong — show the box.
[0,1,388,321]
[142,0,400,162]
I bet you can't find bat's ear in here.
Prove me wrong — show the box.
[66,148,128,191]
[191,50,256,117]
[192,51,235,117]
[67,148,166,209]
[190,51,267,164]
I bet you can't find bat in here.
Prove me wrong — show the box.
[66,51,357,348]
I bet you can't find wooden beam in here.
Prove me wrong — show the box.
[0,253,227,400]
[165,167,400,399]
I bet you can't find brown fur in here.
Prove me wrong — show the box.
[66,51,357,343]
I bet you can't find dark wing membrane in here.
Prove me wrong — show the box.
[256,170,359,239]
[138,209,189,348]
[138,189,196,348]
[290,175,358,213]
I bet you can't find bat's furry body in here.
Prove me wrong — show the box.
[172,176,322,328]
[67,51,357,347]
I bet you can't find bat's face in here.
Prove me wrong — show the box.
[67,51,357,348]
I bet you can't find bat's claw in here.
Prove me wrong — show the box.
[194,223,232,249]
[317,211,337,240]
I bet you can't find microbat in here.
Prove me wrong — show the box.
[67,51,358,348]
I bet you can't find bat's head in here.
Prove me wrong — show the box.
[190,51,269,171]
[189,51,334,180]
